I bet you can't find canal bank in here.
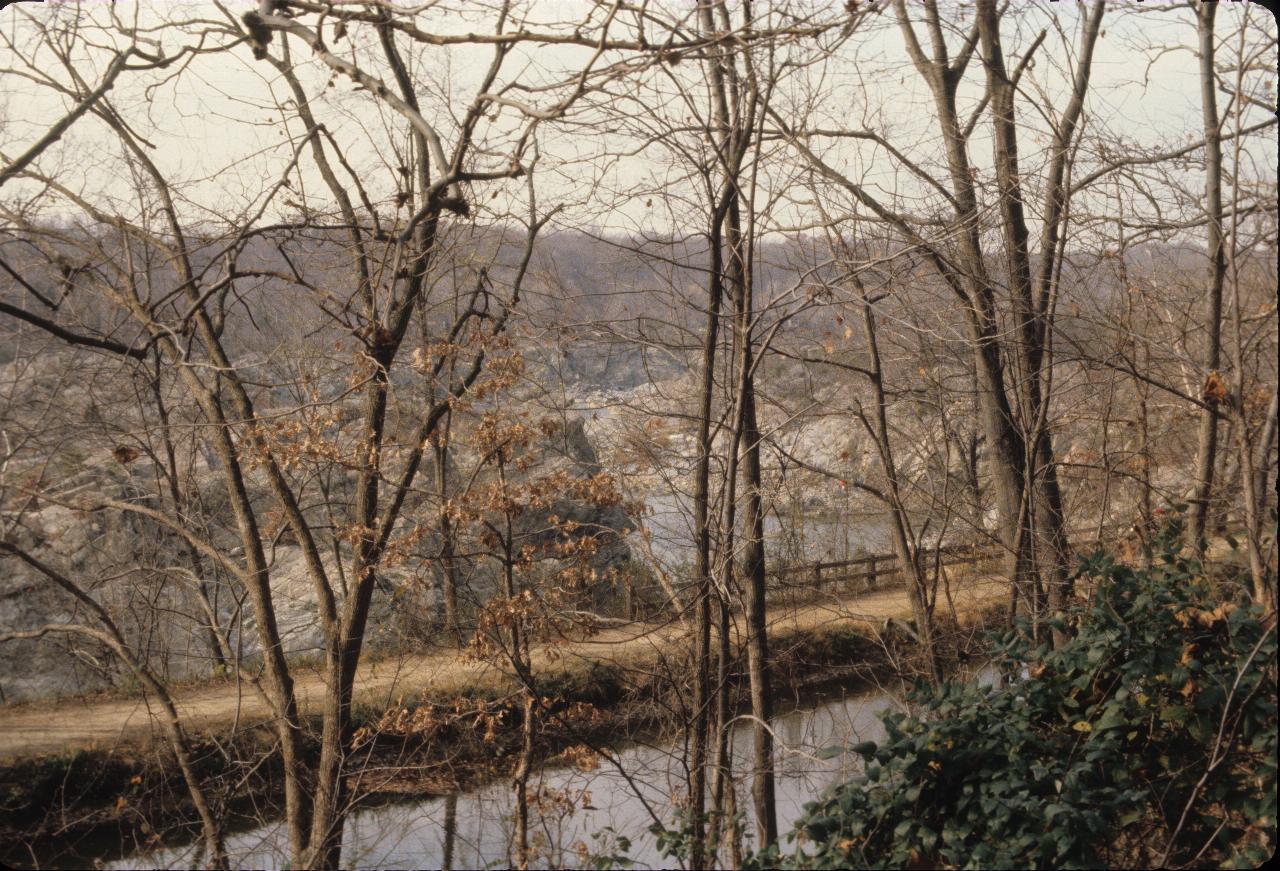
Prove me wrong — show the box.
[1,576,1008,868]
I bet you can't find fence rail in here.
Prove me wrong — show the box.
[765,524,1124,600]
[764,539,1006,601]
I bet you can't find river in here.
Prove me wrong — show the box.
[640,491,895,571]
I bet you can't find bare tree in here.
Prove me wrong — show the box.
[0,3,1274,868]
[1186,1,1228,553]
[0,2,647,866]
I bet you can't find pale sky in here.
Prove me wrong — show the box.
[1,1,1275,240]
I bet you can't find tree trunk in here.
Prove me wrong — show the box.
[725,200,777,849]
[436,409,463,646]
[687,199,725,871]
[856,282,940,684]
[698,0,776,849]
[977,0,1105,644]
[709,592,742,870]
[894,0,1040,631]
[1187,1,1226,553]
[514,691,534,871]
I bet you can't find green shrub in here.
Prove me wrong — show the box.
[769,521,1277,869]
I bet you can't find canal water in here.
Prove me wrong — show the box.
[114,680,910,870]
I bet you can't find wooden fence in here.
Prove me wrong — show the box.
[767,539,1007,599]
[624,525,1124,617]
[761,524,1124,606]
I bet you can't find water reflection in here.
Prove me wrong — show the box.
[441,792,456,871]
[114,684,904,870]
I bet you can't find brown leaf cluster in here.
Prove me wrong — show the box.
[1172,601,1237,629]
[1202,370,1228,406]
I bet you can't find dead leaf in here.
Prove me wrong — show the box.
[112,446,140,464]
[1202,370,1228,406]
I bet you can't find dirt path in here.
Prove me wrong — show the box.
[0,577,1006,761]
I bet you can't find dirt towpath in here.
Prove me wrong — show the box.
[0,576,1006,761]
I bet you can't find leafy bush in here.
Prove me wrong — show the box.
[772,523,1276,869]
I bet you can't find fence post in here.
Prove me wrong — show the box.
[867,558,877,591]
[814,563,823,593]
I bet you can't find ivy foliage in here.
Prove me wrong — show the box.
[773,523,1277,869]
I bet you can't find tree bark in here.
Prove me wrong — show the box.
[441,793,457,871]
[726,199,778,849]
[697,0,776,850]
[709,592,742,870]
